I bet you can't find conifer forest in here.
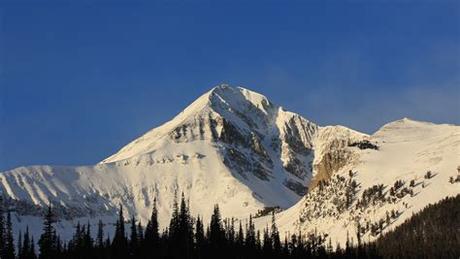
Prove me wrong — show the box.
[0,194,457,259]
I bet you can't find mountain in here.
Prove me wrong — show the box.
[256,117,460,245]
[0,85,458,244]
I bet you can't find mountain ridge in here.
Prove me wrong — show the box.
[0,84,458,245]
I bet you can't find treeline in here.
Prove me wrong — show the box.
[0,194,458,259]
[375,194,460,259]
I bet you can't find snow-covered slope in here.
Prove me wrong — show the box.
[0,85,367,240]
[256,118,460,246]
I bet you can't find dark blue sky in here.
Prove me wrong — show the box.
[1,1,459,170]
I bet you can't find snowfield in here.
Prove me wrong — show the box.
[1,85,458,245]
[255,117,460,246]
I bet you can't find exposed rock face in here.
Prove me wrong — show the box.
[311,148,354,189]
[284,179,309,196]
[309,126,368,189]
[275,112,318,193]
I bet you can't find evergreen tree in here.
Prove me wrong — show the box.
[326,237,333,255]
[256,230,261,253]
[282,236,289,257]
[262,227,272,257]
[111,204,128,259]
[168,192,194,258]
[194,216,205,259]
[209,204,225,257]
[0,196,5,257]
[38,205,58,259]
[30,237,37,259]
[245,215,256,258]
[4,211,15,259]
[236,221,244,252]
[55,235,62,256]
[84,221,93,256]
[136,222,144,257]
[167,191,180,258]
[270,212,281,257]
[143,197,159,257]
[356,221,362,247]
[69,222,82,256]
[246,215,256,248]
[129,216,138,258]
[95,220,106,259]
[17,230,22,259]
[21,227,35,259]
[96,220,104,248]
[228,218,236,246]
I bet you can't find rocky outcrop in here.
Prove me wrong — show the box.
[310,148,354,189]
[309,126,368,189]
[283,179,308,196]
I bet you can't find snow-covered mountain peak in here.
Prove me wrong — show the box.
[377,117,435,130]
[208,84,274,114]
[102,85,306,164]
[3,85,341,231]
[372,117,449,142]
[206,85,277,129]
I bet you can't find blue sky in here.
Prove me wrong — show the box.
[1,1,459,170]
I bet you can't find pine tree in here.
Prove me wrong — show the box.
[179,193,194,258]
[95,220,106,259]
[96,220,104,248]
[245,215,257,258]
[143,197,159,257]
[246,215,256,248]
[270,212,281,257]
[4,211,15,259]
[129,216,138,257]
[21,227,35,259]
[356,221,362,246]
[55,235,62,256]
[17,230,22,259]
[30,237,37,259]
[256,230,261,252]
[136,222,143,251]
[282,236,289,257]
[84,221,93,255]
[209,204,225,257]
[38,205,58,259]
[69,222,84,257]
[111,204,128,259]
[0,196,5,257]
[236,221,244,252]
[229,218,236,246]
[326,237,333,255]
[167,191,180,258]
[194,216,205,259]
[262,226,272,256]
[168,192,194,258]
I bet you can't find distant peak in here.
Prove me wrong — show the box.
[390,117,431,125]
[398,117,414,122]
[375,117,438,135]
